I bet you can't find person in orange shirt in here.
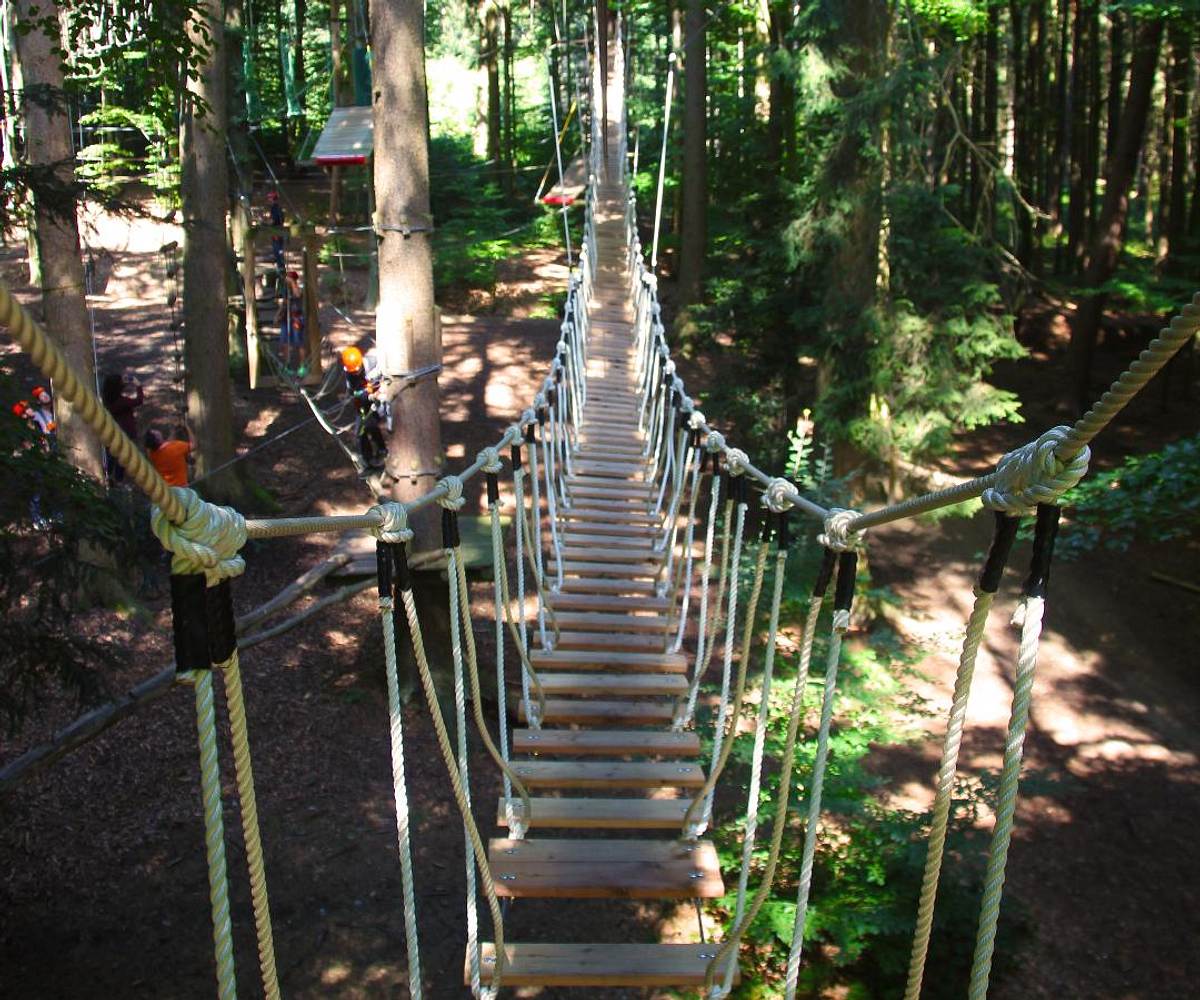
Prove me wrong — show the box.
[145,425,193,487]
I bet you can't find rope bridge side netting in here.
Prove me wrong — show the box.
[4,13,1200,998]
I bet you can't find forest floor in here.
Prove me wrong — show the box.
[1,192,1198,999]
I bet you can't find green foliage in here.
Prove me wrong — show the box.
[1050,434,1200,557]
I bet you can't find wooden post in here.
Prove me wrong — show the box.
[303,231,322,383]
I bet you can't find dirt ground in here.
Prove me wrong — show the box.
[2,195,1198,999]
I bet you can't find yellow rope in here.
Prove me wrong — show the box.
[394,580,508,993]
[217,652,281,1000]
[450,544,535,829]
[181,669,238,1000]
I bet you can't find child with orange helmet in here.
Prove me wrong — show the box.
[341,345,387,470]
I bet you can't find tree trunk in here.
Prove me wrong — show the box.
[503,4,515,198]
[818,0,890,471]
[1070,16,1165,414]
[1066,0,1090,271]
[1164,22,1190,268]
[1105,12,1125,169]
[676,0,706,311]
[371,0,444,547]
[1050,0,1071,264]
[13,0,105,480]
[181,0,244,502]
[293,0,307,138]
[483,3,501,170]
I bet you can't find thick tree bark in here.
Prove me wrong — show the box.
[1164,22,1190,266]
[1066,0,1091,271]
[502,4,515,198]
[817,1,890,471]
[483,3,501,169]
[371,0,443,546]
[14,0,105,480]
[1070,16,1165,414]
[676,0,700,307]
[180,0,244,502]
[676,0,706,310]
[293,0,307,135]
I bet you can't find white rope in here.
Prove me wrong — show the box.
[370,506,423,999]
[524,416,551,647]
[721,538,789,996]
[981,426,1090,516]
[783,579,854,999]
[968,593,1047,999]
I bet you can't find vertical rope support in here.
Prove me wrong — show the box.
[394,578,507,998]
[968,503,1059,999]
[679,493,734,728]
[487,499,514,818]
[703,550,836,997]
[381,547,429,998]
[784,550,858,1000]
[722,541,789,996]
[967,597,1045,999]
[684,523,768,838]
[512,462,532,706]
[904,513,1019,1000]
[525,434,551,646]
[219,652,281,1000]
[184,670,238,1000]
[671,446,705,652]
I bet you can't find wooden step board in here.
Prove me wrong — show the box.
[530,649,688,672]
[521,698,676,725]
[496,797,691,830]
[556,545,660,564]
[554,576,659,595]
[546,592,670,613]
[508,760,705,789]
[551,630,668,652]
[512,728,699,755]
[561,506,660,524]
[473,941,739,987]
[487,838,724,898]
[551,611,674,633]
[534,672,686,696]
[549,559,660,579]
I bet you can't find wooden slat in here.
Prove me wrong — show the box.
[551,611,673,633]
[473,942,738,987]
[555,576,658,595]
[534,672,685,696]
[552,630,667,652]
[487,837,723,898]
[546,592,670,613]
[496,797,692,829]
[530,649,687,672]
[522,698,676,725]
[557,545,659,564]
[513,728,699,755]
[563,529,660,547]
[561,506,659,523]
[508,761,704,789]
[549,559,659,578]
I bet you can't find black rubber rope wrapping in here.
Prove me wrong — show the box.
[206,579,237,664]
[977,512,1020,595]
[1022,504,1062,599]
[442,507,461,549]
[834,551,858,612]
[170,573,210,673]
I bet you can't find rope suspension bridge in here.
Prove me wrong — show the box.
[3,16,1200,1000]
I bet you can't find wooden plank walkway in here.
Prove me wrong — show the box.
[470,57,737,991]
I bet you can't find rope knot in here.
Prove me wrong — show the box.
[520,407,536,429]
[689,409,706,431]
[764,477,796,513]
[150,488,247,584]
[477,446,503,474]
[533,390,546,410]
[437,475,466,511]
[369,502,413,544]
[679,393,694,414]
[663,359,676,377]
[981,426,1090,516]
[725,448,750,476]
[818,508,865,552]
[705,430,726,453]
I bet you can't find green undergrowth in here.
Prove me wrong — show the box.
[429,135,579,304]
[694,539,1031,997]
